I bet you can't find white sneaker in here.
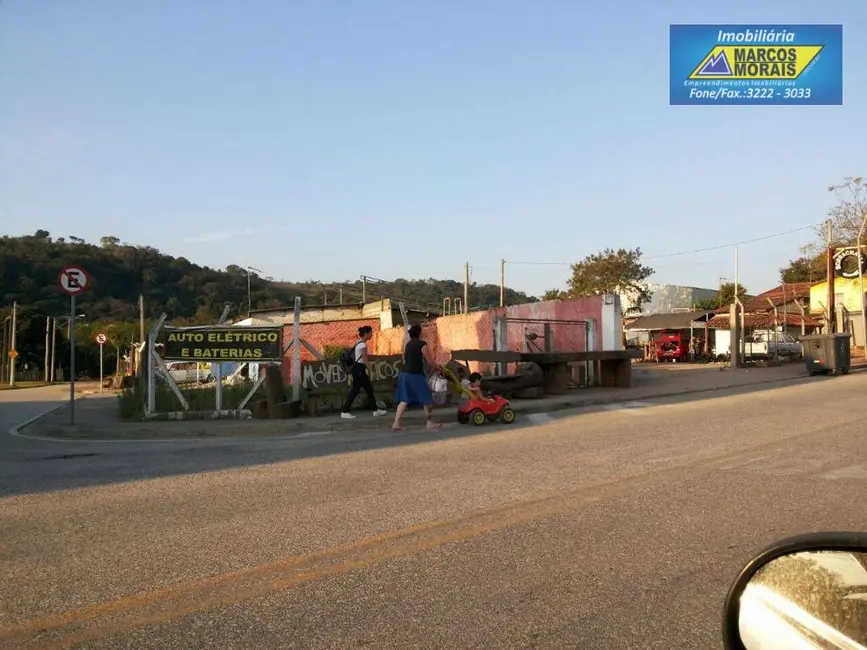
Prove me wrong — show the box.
[373,409,387,417]
[341,412,356,420]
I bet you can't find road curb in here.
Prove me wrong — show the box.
[8,404,71,440]
[510,371,818,418]
[11,372,817,444]
[7,391,102,443]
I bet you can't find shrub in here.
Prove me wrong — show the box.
[116,381,263,420]
[321,344,345,359]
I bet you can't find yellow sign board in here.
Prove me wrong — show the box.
[8,349,18,359]
[688,45,823,80]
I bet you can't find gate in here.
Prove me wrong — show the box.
[495,316,593,387]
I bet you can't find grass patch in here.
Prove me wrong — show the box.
[0,381,48,390]
[117,382,265,420]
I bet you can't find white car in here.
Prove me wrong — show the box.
[160,361,213,385]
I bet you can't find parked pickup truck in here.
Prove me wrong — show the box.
[744,330,803,360]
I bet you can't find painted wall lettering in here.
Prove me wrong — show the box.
[302,355,403,389]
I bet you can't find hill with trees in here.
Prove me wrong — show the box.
[0,231,534,373]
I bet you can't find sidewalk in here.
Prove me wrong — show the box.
[16,361,835,441]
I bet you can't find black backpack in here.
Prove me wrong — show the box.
[339,341,361,372]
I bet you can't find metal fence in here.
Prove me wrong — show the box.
[501,316,589,355]
[0,364,46,384]
[495,315,592,387]
[138,298,332,419]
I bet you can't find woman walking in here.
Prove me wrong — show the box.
[392,324,442,431]
[341,326,388,420]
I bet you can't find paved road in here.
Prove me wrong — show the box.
[2,374,867,649]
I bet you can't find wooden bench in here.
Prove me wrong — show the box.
[452,349,641,393]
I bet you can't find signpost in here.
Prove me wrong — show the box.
[96,333,107,393]
[58,266,90,424]
[9,301,18,386]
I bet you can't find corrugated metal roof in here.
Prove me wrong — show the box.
[706,313,821,329]
[624,310,714,331]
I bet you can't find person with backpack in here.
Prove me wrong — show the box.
[340,325,387,420]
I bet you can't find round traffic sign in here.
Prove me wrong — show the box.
[58,266,90,295]
[96,333,108,345]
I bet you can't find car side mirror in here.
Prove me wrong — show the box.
[723,532,867,649]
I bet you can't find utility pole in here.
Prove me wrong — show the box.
[858,210,867,357]
[138,293,146,409]
[138,293,145,378]
[463,262,470,314]
[9,301,17,386]
[499,259,505,307]
[362,277,367,304]
[50,318,57,383]
[246,266,262,314]
[43,316,50,382]
[732,246,741,367]
[1,316,7,380]
[139,294,145,345]
[338,288,343,304]
[826,220,836,333]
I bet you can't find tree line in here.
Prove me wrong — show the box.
[541,177,863,311]
[3,177,859,376]
[0,231,534,376]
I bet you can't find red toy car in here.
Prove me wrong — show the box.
[457,394,516,426]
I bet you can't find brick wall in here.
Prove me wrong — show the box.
[373,298,604,367]
[370,313,494,371]
[278,296,613,386]
[281,318,380,382]
[505,298,602,352]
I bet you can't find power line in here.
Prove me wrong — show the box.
[506,223,822,267]
[651,246,808,271]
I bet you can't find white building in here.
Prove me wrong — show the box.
[621,283,718,316]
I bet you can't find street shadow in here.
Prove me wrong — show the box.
[0,370,861,499]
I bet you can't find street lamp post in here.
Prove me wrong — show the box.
[858,215,867,358]
[246,266,262,315]
[830,180,867,358]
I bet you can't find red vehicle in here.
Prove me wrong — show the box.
[457,394,517,426]
[655,330,689,362]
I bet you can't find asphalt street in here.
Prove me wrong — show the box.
[2,373,867,649]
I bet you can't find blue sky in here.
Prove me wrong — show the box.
[1,1,864,298]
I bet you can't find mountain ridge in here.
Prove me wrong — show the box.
[1,231,536,366]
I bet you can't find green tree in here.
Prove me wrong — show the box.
[542,288,564,301]
[561,248,654,312]
[694,282,748,310]
[780,253,826,284]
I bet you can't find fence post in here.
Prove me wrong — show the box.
[213,305,231,411]
[292,297,302,401]
[586,319,597,387]
[146,313,167,417]
[492,316,508,375]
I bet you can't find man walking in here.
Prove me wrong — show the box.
[341,325,387,420]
